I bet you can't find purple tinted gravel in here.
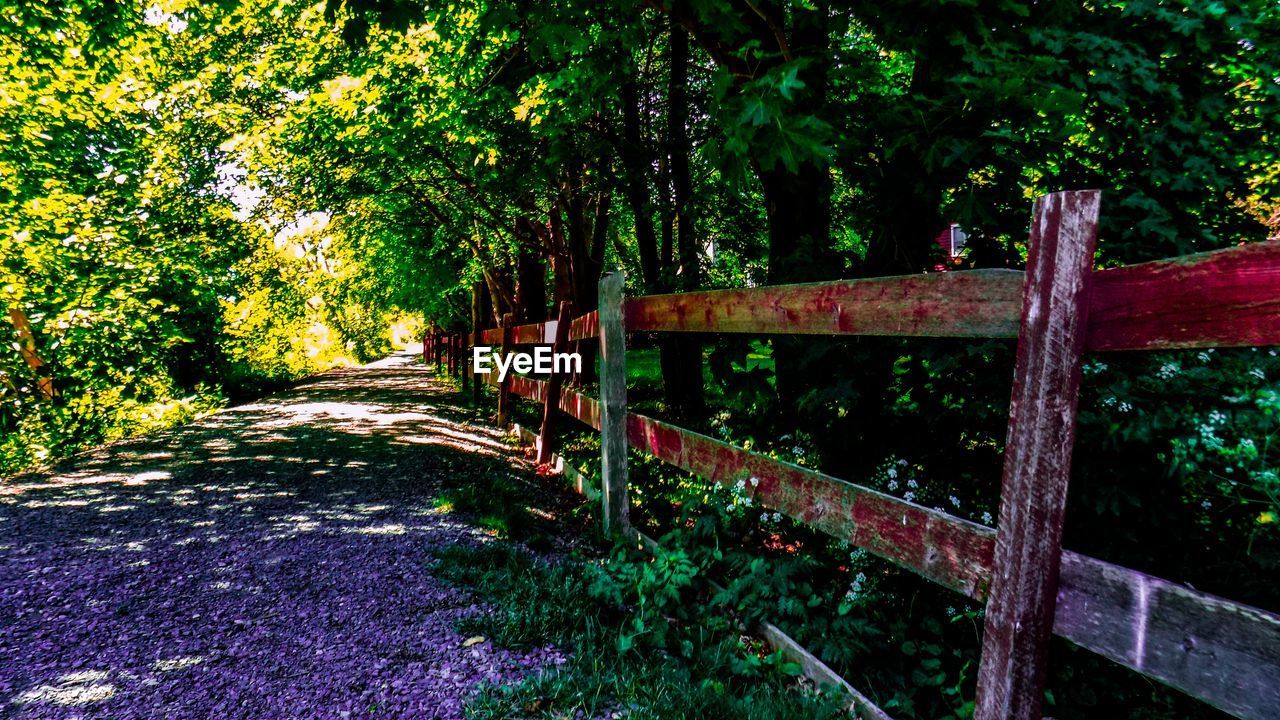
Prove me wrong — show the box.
[0,353,566,719]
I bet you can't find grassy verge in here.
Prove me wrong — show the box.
[433,541,846,720]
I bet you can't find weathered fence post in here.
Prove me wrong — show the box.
[450,333,459,377]
[598,272,630,536]
[471,282,483,405]
[496,313,514,426]
[974,190,1100,720]
[455,330,465,386]
[537,301,574,464]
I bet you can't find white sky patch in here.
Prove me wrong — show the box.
[214,161,266,221]
[274,211,331,245]
[143,5,188,33]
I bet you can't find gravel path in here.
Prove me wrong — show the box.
[0,351,565,719]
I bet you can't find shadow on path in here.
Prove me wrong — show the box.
[0,351,565,719]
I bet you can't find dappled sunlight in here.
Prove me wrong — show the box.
[398,434,503,457]
[14,671,116,707]
[397,423,510,456]
[1,352,574,718]
[153,656,204,673]
[346,522,409,535]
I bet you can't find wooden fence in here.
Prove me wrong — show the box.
[427,191,1280,720]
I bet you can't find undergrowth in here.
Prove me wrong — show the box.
[433,542,845,720]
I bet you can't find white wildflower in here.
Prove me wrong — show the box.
[847,571,867,599]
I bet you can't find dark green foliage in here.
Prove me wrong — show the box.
[5,0,1279,716]
[433,541,848,719]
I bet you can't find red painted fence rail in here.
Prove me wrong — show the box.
[440,191,1280,720]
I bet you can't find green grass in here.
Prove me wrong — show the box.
[434,543,846,720]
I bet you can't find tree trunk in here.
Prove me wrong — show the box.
[514,218,548,323]
[555,167,605,384]
[755,4,839,421]
[621,73,662,289]
[660,11,705,419]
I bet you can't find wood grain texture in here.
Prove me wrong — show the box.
[622,270,1025,338]
[975,190,1100,720]
[620,408,1280,718]
[507,373,546,403]
[500,373,601,431]
[598,272,630,536]
[1087,240,1280,351]
[511,320,558,345]
[615,239,1279,350]
[557,385,601,431]
[624,412,996,598]
[569,310,598,341]
[538,302,574,464]
[498,378,1280,717]
[1056,552,1280,720]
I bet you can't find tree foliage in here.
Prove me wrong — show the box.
[2,0,1278,715]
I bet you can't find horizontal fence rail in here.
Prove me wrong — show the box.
[478,361,1280,718]
[476,309,602,347]
[1087,240,1280,350]
[622,240,1280,352]
[451,200,1280,719]
[624,270,1025,339]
